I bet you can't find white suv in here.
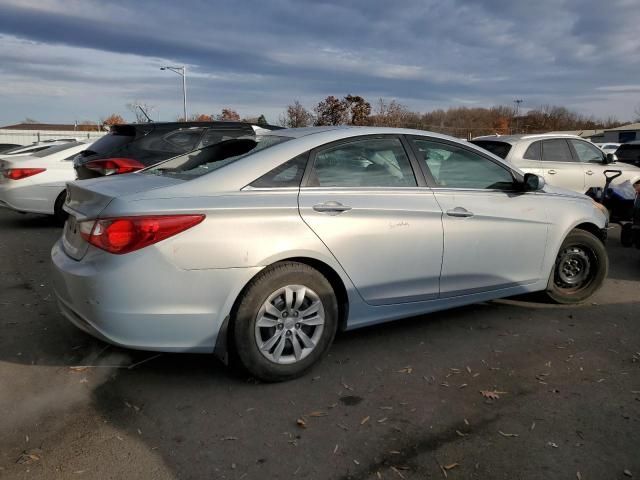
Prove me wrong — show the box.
[471,134,640,193]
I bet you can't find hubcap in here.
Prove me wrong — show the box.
[555,246,592,290]
[254,285,325,365]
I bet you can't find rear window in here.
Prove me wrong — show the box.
[81,131,135,156]
[31,141,83,157]
[469,140,512,159]
[144,135,290,180]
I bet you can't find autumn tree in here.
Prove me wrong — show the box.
[189,113,214,122]
[102,114,125,126]
[343,95,371,125]
[279,100,314,127]
[314,96,348,126]
[217,109,241,121]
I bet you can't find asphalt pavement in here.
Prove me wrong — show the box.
[0,208,639,480]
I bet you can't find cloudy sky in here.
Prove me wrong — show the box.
[0,0,639,125]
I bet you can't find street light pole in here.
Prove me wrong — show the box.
[160,65,187,120]
[513,99,523,134]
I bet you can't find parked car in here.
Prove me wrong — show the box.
[0,139,79,159]
[471,134,640,194]
[52,127,609,382]
[0,141,93,221]
[0,143,21,154]
[73,121,281,179]
[595,143,621,155]
[614,141,640,168]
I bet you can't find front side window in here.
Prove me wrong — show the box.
[411,138,514,190]
[570,140,604,163]
[542,139,574,162]
[308,137,417,188]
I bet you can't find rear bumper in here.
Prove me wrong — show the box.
[51,240,262,353]
[0,183,61,214]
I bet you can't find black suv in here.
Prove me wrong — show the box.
[73,121,280,179]
[615,141,640,168]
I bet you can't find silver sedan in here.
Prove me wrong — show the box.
[51,127,609,381]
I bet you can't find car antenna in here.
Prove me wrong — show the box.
[134,104,153,123]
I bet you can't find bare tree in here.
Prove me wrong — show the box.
[279,100,314,127]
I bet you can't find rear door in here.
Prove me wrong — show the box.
[298,135,444,305]
[540,139,586,193]
[408,136,549,297]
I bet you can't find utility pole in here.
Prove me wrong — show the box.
[513,99,523,134]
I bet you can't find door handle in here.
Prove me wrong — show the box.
[547,169,557,174]
[585,170,594,175]
[446,207,474,218]
[313,201,352,214]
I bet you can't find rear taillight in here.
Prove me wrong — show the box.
[2,168,46,180]
[84,158,145,175]
[79,215,205,254]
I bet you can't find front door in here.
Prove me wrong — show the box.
[568,138,609,191]
[298,135,444,305]
[408,137,549,297]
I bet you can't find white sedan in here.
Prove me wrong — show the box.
[0,141,93,221]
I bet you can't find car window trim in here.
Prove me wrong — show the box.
[404,134,520,192]
[242,151,311,190]
[300,134,424,189]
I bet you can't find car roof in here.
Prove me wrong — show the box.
[270,125,463,142]
[472,133,585,144]
[119,121,281,131]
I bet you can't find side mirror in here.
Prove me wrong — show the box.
[524,173,545,191]
[605,153,617,164]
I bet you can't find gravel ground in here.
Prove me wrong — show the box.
[0,208,638,480]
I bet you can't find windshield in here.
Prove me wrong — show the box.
[30,141,83,157]
[144,135,290,180]
[469,140,512,159]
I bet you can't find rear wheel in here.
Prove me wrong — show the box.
[232,262,338,382]
[546,229,608,304]
[53,190,68,225]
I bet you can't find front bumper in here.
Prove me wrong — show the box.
[51,240,262,353]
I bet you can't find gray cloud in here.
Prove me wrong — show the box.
[0,0,638,124]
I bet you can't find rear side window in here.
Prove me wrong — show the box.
[145,135,290,179]
[308,137,417,188]
[469,140,511,159]
[542,139,574,162]
[523,141,541,160]
[83,131,135,156]
[249,154,308,188]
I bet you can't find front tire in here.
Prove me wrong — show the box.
[232,262,338,382]
[546,229,608,304]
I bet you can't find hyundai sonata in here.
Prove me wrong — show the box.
[52,127,609,381]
